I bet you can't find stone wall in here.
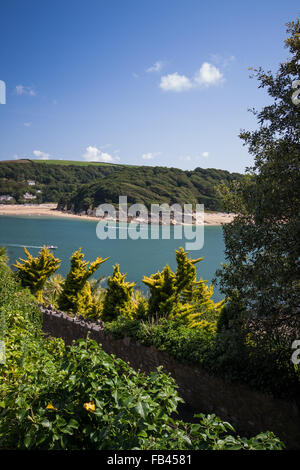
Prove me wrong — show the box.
[41,307,300,449]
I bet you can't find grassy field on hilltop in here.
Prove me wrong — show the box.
[33,159,131,167]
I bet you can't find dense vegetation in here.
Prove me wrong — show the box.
[0,159,118,203]
[14,246,223,333]
[58,165,242,212]
[0,18,299,452]
[0,158,242,211]
[11,245,300,402]
[216,20,300,369]
[0,259,283,450]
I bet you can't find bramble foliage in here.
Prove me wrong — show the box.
[216,20,300,340]
[14,246,61,303]
[58,248,108,317]
[102,264,136,322]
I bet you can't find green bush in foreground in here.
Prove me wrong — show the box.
[14,246,61,303]
[10,245,300,401]
[102,264,136,322]
[0,262,284,450]
[142,247,223,332]
[105,314,300,401]
[57,248,109,317]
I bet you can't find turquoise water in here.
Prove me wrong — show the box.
[0,215,226,301]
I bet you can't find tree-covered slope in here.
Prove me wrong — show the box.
[0,159,120,203]
[58,165,242,212]
[0,159,242,211]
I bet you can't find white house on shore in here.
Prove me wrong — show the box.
[23,192,36,200]
[0,195,13,202]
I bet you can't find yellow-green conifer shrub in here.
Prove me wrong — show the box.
[14,247,61,303]
[58,248,108,317]
[143,247,202,318]
[142,264,178,317]
[143,247,225,330]
[180,280,225,333]
[175,247,203,295]
[102,264,136,322]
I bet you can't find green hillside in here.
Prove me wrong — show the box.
[33,159,123,167]
[0,159,121,203]
[58,165,242,212]
[0,159,242,211]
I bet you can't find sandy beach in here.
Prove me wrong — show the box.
[0,204,236,225]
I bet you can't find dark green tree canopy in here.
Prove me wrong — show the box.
[217,20,300,331]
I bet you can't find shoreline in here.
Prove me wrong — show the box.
[0,204,236,226]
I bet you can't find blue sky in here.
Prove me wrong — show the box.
[0,0,299,173]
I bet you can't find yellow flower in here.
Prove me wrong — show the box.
[46,402,57,411]
[83,402,95,413]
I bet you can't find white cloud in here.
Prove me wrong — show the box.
[159,63,224,92]
[210,54,236,68]
[15,85,36,96]
[82,145,120,163]
[24,122,32,127]
[32,150,50,160]
[141,152,161,160]
[180,153,209,162]
[160,73,193,92]
[194,63,224,87]
[99,143,112,150]
[147,61,164,73]
[179,156,193,164]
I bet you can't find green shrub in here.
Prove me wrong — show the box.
[14,246,61,303]
[105,316,217,365]
[43,274,65,308]
[105,313,300,401]
[0,262,284,450]
[58,248,108,317]
[102,264,136,321]
[142,247,223,331]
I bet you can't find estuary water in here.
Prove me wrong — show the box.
[0,215,226,301]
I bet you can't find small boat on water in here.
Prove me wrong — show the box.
[46,245,58,250]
